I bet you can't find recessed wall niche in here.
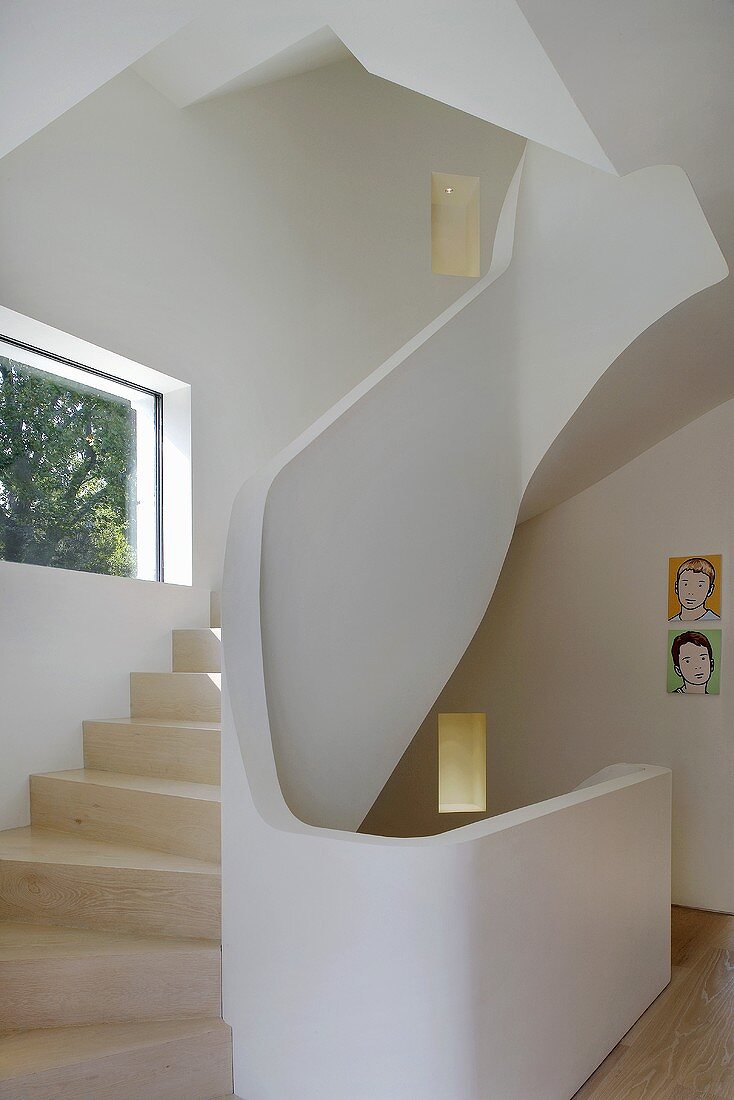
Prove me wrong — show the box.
[431,172,480,277]
[438,712,487,813]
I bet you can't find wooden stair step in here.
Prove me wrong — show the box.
[130,673,221,722]
[0,1017,232,1100]
[83,719,220,785]
[0,827,220,938]
[0,921,221,1031]
[30,769,221,862]
[172,629,221,673]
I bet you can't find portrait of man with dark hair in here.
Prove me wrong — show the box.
[670,630,716,694]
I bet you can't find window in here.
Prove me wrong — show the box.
[0,337,162,580]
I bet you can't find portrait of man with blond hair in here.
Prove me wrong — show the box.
[669,557,720,622]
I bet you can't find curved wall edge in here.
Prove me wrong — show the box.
[224,142,725,831]
[222,152,527,831]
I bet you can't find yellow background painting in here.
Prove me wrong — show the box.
[668,554,722,620]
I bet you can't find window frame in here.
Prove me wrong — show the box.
[0,333,165,582]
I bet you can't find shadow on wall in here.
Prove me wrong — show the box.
[360,706,497,837]
[251,144,725,836]
[407,395,734,910]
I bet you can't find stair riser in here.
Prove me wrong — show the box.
[0,862,220,938]
[0,1025,233,1100]
[172,630,221,674]
[130,674,221,722]
[0,949,221,1030]
[30,777,221,863]
[83,723,220,785]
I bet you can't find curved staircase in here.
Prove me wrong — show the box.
[0,628,234,1100]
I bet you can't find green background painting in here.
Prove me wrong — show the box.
[667,629,721,695]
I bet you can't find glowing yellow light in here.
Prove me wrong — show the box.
[431,172,480,277]
[438,713,487,813]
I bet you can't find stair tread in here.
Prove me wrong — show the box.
[173,628,221,637]
[85,717,221,731]
[131,672,221,681]
[33,769,221,802]
[0,921,219,961]
[0,1017,229,1079]
[0,826,219,874]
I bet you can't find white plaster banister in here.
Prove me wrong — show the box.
[223,142,726,832]
[220,125,724,1100]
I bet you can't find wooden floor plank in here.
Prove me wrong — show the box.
[621,965,690,1047]
[672,905,734,968]
[571,1042,628,1097]
[590,947,734,1099]
[575,907,734,1100]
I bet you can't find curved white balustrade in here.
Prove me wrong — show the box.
[224,141,726,832]
[221,136,723,1097]
[221,726,671,1099]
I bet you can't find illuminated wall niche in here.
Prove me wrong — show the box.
[438,712,487,813]
[431,172,480,277]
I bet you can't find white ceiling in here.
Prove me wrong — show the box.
[0,0,206,160]
[1,0,731,521]
[516,0,734,519]
[133,0,614,170]
[0,0,613,170]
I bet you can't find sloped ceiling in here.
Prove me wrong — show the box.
[132,0,614,171]
[516,0,733,520]
[1,1,731,522]
[0,0,206,160]
[0,0,614,171]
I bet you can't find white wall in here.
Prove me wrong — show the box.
[431,397,734,912]
[0,58,524,594]
[0,559,209,829]
[248,141,724,832]
[223,688,672,1099]
[0,56,522,826]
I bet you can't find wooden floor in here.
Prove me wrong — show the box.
[574,905,734,1099]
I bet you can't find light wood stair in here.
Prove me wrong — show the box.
[0,625,233,1099]
[0,922,221,1030]
[0,826,220,937]
[130,672,222,722]
[0,1019,232,1100]
[30,769,221,861]
[83,719,220,784]
[172,628,222,673]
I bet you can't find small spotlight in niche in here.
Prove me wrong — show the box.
[431,172,480,277]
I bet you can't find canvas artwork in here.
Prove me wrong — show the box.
[667,628,721,695]
[668,555,721,622]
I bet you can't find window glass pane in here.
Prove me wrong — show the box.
[0,344,160,580]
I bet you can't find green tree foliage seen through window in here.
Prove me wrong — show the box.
[0,354,138,577]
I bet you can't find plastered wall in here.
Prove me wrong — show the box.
[365,398,734,911]
[0,56,523,823]
[0,57,524,593]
